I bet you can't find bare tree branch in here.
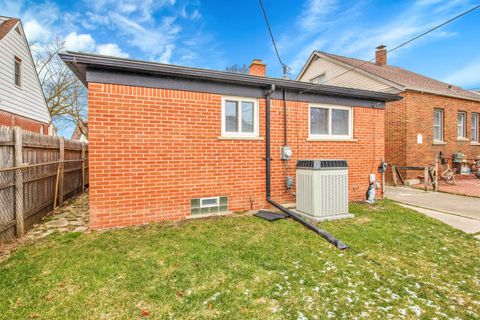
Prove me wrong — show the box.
[33,37,87,138]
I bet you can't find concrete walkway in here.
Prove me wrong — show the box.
[386,186,480,237]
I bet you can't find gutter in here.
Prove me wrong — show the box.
[58,51,402,103]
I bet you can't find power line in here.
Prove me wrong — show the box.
[259,0,290,78]
[299,4,480,94]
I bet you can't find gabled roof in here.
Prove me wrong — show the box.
[302,51,480,102]
[0,17,19,41]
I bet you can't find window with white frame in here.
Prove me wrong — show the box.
[433,109,443,142]
[457,112,467,139]
[14,56,21,87]
[221,97,258,137]
[309,73,326,84]
[309,105,352,139]
[472,113,479,142]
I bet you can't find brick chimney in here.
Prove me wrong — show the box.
[375,45,387,66]
[249,59,266,76]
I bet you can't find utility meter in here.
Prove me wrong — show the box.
[281,146,292,160]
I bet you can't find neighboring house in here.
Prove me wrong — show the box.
[0,16,51,134]
[297,46,480,181]
[71,122,88,142]
[60,51,400,230]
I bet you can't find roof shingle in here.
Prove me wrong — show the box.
[0,18,19,41]
[319,51,480,101]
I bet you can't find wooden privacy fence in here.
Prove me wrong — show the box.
[0,126,88,242]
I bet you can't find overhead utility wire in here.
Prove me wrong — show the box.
[259,0,290,78]
[299,4,480,94]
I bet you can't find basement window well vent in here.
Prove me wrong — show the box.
[191,197,228,215]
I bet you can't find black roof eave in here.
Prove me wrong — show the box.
[59,51,402,102]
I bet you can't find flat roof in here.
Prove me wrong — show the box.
[59,51,402,102]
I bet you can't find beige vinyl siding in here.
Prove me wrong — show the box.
[298,56,398,94]
[0,23,50,123]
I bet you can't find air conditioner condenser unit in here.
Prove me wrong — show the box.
[295,160,354,221]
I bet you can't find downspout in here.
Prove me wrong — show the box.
[265,85,349,250]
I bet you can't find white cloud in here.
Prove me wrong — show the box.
[282,0,472,76]
[159,44,175,63]
[64,32,129,58]
[96,43,129,58]
[443,59,480,88]
[23,19,51,43]
[298,0,338,30]
[64,32,96,52]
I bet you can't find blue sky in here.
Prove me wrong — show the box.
[2,0,480,89]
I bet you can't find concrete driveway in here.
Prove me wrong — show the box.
[386,186,480,237]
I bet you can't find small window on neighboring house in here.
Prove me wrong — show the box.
[472,113,479,142]
[310,73,326,84]
[309,105,353,139]
[14,56,21,87]
[221,96,258,138]
[433,109,443,142]
[457,112,466,139]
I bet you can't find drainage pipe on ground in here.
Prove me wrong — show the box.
[264,86,349,250]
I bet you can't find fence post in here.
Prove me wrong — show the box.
[424,167,429,191]
[81,143,85,192]
[59,137,65,207]
[434,155,439,192]
[13,127,24,237]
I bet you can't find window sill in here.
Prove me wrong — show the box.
[457,137,469,142]
[218,136,264,141]
[307,138,357,142]
[432,141,446,145]
[471,142,480,146]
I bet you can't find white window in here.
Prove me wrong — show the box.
[457,112,466,138]
[309,105,353,139]
[14,56,21,87]
[472,113,479,142]
[201,197,219,207]
[433,109,443,142]
[310,73,326,84]
[221,96,258,137]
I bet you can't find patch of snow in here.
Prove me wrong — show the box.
[409,305,422,317]
[203,292,221,305]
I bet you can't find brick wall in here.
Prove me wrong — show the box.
[405,91,480,166]
[88,82,385,229]
[385,93,407,179]
[385,90,480,180]
[0,109,49,134]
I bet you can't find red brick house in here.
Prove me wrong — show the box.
[0,17,51,134]
[60,51,400,230]
[297,47,480,182]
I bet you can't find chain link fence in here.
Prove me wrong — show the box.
[0,126,88,242]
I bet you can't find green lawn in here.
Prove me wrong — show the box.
[1,200,479,319]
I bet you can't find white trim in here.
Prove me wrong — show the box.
[221,96,259,138]
[14,55,22,88]
[472,113,479,143]
[457,111,467,139]
[433,109,444,142]
[309,72,326,84]
[200,197,220,208]
[308,104,353,140]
